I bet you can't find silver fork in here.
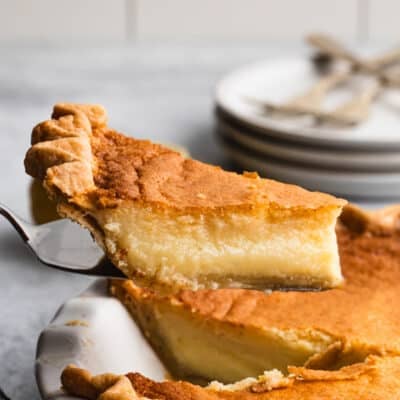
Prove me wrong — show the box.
[248,70,351,115]
[250,35,400,122]
[315,80,382,125]
[307,33,400,73]
[0,203,125,278]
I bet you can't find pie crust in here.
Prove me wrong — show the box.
[61,355,400,400]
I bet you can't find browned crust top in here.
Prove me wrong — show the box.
[24,103,345,212]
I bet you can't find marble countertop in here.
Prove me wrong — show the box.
[0,42,397,400]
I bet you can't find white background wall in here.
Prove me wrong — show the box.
[0,0,397,42]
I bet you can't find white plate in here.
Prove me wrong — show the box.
[216,58,400,149]
[35,279,166,400]
[217,118,400,172]
[220,140,400,198]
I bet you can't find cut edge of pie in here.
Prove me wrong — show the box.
[24,103,346,291]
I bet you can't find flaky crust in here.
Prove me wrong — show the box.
[61,365,143,400]
[62,356,400,400]
[25,103,345,214]
[25,104,104,198]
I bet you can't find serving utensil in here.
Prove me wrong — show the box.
[0,203,125,278]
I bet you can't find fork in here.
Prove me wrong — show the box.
[315,80,382,125]
[307,33,400,73]
[248,70,351,116]
[317,63,400,125]
[0,203,125,278]
[249,35,400,122]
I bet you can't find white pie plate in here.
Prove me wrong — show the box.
[34,233,399,400]
[216,58,400,150]
[35,279,166,400]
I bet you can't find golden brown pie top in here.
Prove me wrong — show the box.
[24,103,345,213]
[113,203,400,356]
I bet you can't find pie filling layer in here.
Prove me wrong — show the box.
[98,204,342,290]
[122,296,334,383]
[111,281,377,386]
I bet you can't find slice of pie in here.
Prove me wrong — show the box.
[61,356,400,400]
[24,103,345,291]
[108,204,400,385]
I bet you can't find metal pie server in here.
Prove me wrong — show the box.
[0,203,126,278]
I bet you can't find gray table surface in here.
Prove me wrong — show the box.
[0,42,398,400]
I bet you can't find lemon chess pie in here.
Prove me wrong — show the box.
[24,103,345,291]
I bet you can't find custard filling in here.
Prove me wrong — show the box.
[97,204,343,290]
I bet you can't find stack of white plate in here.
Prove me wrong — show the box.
[215,58,400,200]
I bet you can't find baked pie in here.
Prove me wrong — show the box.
[60,204,400,399]
[25,103,345,291]
[24,104,400,398]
